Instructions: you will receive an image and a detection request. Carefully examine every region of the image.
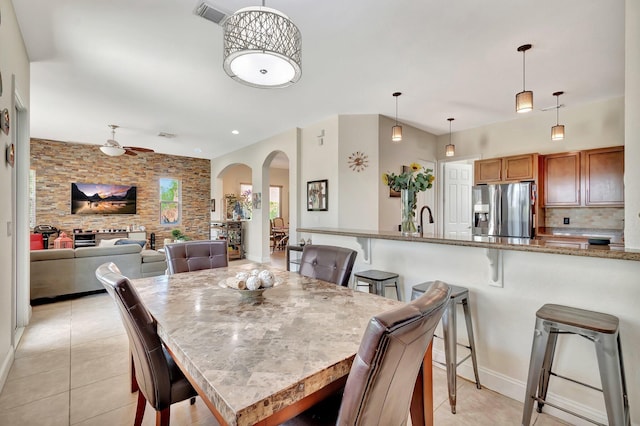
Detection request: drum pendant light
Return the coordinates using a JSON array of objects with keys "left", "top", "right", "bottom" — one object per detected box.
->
[
  {"left": 445, "top": 118, "right": 455, "bottom": 157},
  {"left": 516, "top": 44, "right": 533, "bottom": 113},
  {"left": 551, "top": 91, "right": 565, "bottom": 141},
  {"left": 391, "top": 92, "right": 402, "bottom": 143},
  {"left": 223, "top": 0, "right": 302, "bottom": 88}
]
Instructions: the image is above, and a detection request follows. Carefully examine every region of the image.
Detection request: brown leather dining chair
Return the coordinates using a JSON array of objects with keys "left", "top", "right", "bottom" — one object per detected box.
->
[
  {"left": 285, "top": 280, "right": 452, "bottom": 425},
  {"left": 96, "top": 262, "right": 197, "bottom": 426},
  {"left": 165, "top": 240, "right": 228, "bottom": 275},
  {"left": 298, "top": 244, "right": 357, "bottom": 287}
]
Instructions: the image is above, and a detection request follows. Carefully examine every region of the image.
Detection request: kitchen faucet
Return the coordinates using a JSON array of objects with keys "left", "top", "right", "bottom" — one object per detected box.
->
[{"left": 419, "top": 205, "right": 434, "bottom": 237}]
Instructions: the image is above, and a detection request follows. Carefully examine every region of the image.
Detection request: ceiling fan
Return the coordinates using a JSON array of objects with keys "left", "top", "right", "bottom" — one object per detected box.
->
[{"left": 100, "top": 125, "right": 155, "bottom": 157}]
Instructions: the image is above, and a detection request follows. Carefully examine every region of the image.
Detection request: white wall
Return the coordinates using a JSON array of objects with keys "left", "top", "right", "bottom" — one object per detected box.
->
[
  {"left": 624, "top": 0, "right": 640, "bottom": 248},
  {"left": 300, "top": 116, "right": 339, "bottom": 229},
  {"left": 337, "top": 115, "right": 379, "bottom": 230},
  {"left": 434, "top": 97, "right": 624, "bottom": 159},
  {"left": 379, "top": 115, "right": 438, "bottom": 231},
  {"left": 211, "top": 129, "right": 299, "bottom": 263},
  {"left": 0, "top": 0, "right": 30, "bottom": 391}
]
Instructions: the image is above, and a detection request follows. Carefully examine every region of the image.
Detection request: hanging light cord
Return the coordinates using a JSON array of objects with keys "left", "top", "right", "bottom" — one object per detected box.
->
[
  {"left": 395, "top": 96, "right": 399, "bottom": 125},
  {"left": 556, "top": 95, "right": 560, "bottom": 125},
  {"left": 522, "top": 50, "right": 526, "bottom": 91},
  {"left": 449, "top": 120, "right": 452, "bottom": 143}
]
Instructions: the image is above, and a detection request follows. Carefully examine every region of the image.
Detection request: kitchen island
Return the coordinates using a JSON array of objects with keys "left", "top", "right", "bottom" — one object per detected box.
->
[{"left": 297, "top": 226, "right": 640, "bottom": 425}]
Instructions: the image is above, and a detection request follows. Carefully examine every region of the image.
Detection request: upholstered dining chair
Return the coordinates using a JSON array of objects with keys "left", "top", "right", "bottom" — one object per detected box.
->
[
  {"left": 165, "top": 240, "right": 228, "bottom": 275},
  {"left": 284, "top": 280, "right": 452, "bottom": 426},
  {"left": 298, "top": 244, "right": 357, "bottom": 287},
  {"left": 95, "top": 262, "right": 197, "bottom": 426}
]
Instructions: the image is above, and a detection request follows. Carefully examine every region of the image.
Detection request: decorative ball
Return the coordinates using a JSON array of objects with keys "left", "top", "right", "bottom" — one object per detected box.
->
[
  {"left": 236, "top": 272, "right": 250, "bottom": 281},
  {"left": 259, "top": 270, "right": 275, "bottom": 288},
  {"left": 250, "top": 269, "right": 260, "bottom": 276},
  {"left": 246, "top": 275, "right": 262, "bottom": 290}
]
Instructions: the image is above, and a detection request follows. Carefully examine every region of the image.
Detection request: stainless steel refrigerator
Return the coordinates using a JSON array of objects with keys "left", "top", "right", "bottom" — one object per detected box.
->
[{"left": 472, "top": 182, "right": 535, "bottom": 238}]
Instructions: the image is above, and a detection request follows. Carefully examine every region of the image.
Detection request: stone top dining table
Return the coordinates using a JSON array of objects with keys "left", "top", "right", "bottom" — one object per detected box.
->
[{"left": 130, "top": 262, "right": 432, "bottom": 426}]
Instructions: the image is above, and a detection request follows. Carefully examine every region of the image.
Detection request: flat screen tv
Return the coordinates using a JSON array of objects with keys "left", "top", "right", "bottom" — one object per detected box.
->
[{"left": 71, "top": 183, "right": 137, "bottom": 215}]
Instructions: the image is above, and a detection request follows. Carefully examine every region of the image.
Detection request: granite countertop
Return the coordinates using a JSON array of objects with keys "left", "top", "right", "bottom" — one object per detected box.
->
[
  {"left": 297, "top": 227, "right": 640, "bottom": 261},
  {"left": 131, "top": 263, "right": 402, "bottom": 426}
]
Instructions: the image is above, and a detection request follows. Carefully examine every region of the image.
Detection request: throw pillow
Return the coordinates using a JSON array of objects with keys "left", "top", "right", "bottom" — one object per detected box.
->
[
  {"left": 99, "top": 238, "right": 122, "bottom": 247},
  {"left": 115, "top": 239, "right": 147, "bottom": 248}
]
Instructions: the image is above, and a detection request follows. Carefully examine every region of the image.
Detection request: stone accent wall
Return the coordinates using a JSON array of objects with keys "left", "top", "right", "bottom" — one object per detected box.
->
[{"left": 31, "top": 139, "right": 210, "bottom": 248}]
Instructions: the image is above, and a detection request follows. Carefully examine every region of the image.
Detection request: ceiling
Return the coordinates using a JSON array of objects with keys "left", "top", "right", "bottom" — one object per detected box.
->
[{"left": 13, "top": 0, "right": 624, "bottom": 160}]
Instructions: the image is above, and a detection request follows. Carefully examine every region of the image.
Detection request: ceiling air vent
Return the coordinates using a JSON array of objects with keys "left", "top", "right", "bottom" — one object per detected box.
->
[{"left": 194, "top": 1, "right": 229, "bottom": 25}]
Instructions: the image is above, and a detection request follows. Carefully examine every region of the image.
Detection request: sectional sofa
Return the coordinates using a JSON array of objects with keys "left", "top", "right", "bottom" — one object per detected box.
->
[{"left": 30, "top": 244, "right": 166, "bottom": 301}]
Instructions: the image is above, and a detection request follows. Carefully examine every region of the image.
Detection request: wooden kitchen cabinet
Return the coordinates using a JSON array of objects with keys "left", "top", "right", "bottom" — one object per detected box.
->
[
  {"left": 503, "top": 154, "right": 537, "bottom": 182},
  {"left": 583, "top": 146, "right": 624, "bottom": 206},
  {"left": 474, "top": 158, "right": 502, "bottom": 184},
  {"left": 474, "top": 153, "right": 538, "bottom": 184},
  {"left": 543, "top": 146, "right": 624, "bottom": 207},
  {"left": 543, "top": 152, "right": 581, "bottom": 206}
]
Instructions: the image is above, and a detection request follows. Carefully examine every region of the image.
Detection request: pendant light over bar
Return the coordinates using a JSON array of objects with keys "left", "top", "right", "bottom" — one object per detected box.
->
[
  {"left": 551, "top": 91, "right": 565, "bottom": 141},
  {"left": 516, "top": 44, "right": 533, "bottom": 113},
  {"left": 391, "top": 92, "right": 402, "bottom": 143},
  {"left": 445, "top": 118, "right": 455, "bottom": 157}
]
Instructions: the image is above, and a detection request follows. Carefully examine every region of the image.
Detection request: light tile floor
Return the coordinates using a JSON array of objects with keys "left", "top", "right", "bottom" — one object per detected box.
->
[{"left": 0, "top": 258, "right": 570, "bottom": 425}]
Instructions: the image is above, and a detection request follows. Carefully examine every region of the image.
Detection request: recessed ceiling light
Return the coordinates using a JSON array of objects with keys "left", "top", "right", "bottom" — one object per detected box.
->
[
  {"left": 194, "top": 148, "right": 202, "bottom": 153},
  {"left": 231, "top": 130, "right": 239, "bottom": 135}
]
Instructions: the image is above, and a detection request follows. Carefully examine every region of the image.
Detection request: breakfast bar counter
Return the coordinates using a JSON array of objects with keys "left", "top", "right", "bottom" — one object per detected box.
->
[
  {"left": 295, "top": 226, "right": 640, "bottom": 424},
  {"left": 297, "top": 227, "right": 639, "bottom": 261}
]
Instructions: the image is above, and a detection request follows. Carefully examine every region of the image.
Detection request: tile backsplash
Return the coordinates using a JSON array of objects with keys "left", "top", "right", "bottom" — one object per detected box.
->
[{"left": 544, "top": 207, "right": 624, "bottom": 229}]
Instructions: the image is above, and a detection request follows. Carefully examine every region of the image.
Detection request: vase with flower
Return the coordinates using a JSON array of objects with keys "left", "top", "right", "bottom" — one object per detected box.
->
[{"left": 383, "top": 163, "right": 435, "bottom": 236}]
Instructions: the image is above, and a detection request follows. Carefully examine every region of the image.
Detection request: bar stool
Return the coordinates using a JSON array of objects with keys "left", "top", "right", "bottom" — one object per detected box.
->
[
  {"left": 522, "top": 304, "right": 630, "bottom": 426},
  {"left": 412, "top": 282, "right": 481, "bottom": 414},
  {"left": 353, "top": 270, "right": 401, "bottom": 300}
]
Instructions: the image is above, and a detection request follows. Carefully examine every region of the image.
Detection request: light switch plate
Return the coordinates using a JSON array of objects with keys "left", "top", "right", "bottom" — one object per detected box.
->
[{"left": 6, "top": 221, "right": 12, "bottom": 237}]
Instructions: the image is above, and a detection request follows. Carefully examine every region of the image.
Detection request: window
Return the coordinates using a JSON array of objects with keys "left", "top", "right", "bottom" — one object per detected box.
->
[
  {"left": 29, "top": 169, "right": 36, "bottom": 228},
  {"left": 269, "top": 186, "right": 282, "bottom": 219},
  {"left": 159, "top": 178, "right": 181, "bottom": 225}
]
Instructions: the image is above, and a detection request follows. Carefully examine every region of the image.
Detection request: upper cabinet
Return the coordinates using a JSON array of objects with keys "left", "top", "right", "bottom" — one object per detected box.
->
[
  {"left": 542, "top": 146, "right": 624, "bottom": 207},
  {"left": 543, "top": 152, "right": 581, "bottom": 206},
  {"left": 583, "top": 146, "right": 624, "bottom": 206},
  {"left": 475, "top": 154, "right": 538, "bottom": 184}
]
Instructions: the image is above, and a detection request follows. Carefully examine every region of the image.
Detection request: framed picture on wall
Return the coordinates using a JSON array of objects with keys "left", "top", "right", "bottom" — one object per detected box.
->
[{"left": 307, "top": 179, "right": 328, "bottom": 211}]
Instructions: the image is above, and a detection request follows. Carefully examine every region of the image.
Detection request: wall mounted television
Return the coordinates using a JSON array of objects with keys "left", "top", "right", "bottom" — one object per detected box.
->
[{"left": 71, "top": 183, "right": 137, "bottom": 215}]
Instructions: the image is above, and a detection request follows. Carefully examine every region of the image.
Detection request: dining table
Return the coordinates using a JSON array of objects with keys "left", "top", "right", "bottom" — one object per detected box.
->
[{"left": 130, "top": 262, "right": 435, "bottom": 426}]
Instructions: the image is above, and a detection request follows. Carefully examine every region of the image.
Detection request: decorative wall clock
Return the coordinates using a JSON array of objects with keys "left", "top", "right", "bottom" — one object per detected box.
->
[{"left": 348, "top": 151, "right": 369, "bottom": 172}]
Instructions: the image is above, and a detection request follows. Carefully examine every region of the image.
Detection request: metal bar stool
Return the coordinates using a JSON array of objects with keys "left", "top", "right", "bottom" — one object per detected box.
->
[
  {"left": 412, "top": 281, "right": 481, "bottom": 414},
  {"left": 353, "top": 270, "right": 401, "bottom": 300},
  {"left": 522, "top": 304, "right": 630, "bottom": 426}
]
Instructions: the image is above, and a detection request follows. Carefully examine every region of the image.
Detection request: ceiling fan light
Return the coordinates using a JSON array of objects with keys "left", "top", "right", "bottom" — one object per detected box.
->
[
  {"left": 445, "top": 143, "right": 455, "bottom": 157},
  {"left": 516, "top": 90, "right": 533, "bottom": 113},
  {"left": 552, "top": 124, "right": 565, "bottom": 141},
  {"left": 391, "top": 125, "right": 402, "bottom": 143},
  {"left": 223, "top": 6, "right": 302, "bottom": 88},
  {"left": 100, "top": 145, "right": 126, "bottom": 156}
]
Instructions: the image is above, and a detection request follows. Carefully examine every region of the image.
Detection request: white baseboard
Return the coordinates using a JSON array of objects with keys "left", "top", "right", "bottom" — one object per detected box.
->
[
  {"left": 0, "top": 346, "right": 15, "bottom": 394},
  {"left": 432, "top": 347, "right": 608, "bottom": 425}
]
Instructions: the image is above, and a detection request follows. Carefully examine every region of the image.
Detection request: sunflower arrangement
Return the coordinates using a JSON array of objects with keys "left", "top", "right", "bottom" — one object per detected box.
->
[
  {"left": 383, "top": 163, "right": 435, "bottom": 234},
  {"left": 382, "top": 163, "right": 435, "bottom": 193}
]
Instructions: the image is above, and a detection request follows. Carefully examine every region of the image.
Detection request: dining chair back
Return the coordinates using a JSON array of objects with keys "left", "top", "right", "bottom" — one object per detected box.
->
[
  {"left": 95, "top": 262, "right": 197, "bottom": 426},
  {"left": 272, "top": 217, "right": 285, "bottom": 228},
  {"left": 165, "top": 240, "right": 228, "bottom": 275},
  {"left": 337, "top": 280, "right": 451, "bottom": 425},
  {"left": 298, "top": 244, "right": 357, "bottom": 287}
]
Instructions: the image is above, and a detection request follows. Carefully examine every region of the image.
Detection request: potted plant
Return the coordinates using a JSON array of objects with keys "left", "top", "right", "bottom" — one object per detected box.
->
[{"left": 171, "top": 229, "right": 188, "bottom": 242}]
